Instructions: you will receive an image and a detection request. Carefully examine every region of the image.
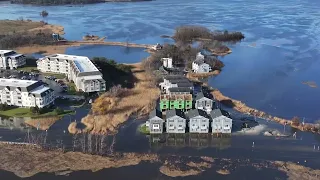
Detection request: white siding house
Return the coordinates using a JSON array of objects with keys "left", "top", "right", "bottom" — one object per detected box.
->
[
  {"left": 166, "top": 109, "right": 186, "bottom": 133},
  {"left": 187, "top": 109, "right": 210, "bottom": 133},
  {"left": 37, "top": 54, "right": 106, "bottom": 92},
  {"left": 195, "top": 92, "right": 214, "bottom": 113},
  {"left": 0, "top": 78, "right": 55, "bottom": 108},
  {"left": 210, "top": 109, "right": 232, "bottom": 134},
  {"left": 192, "top": 52, "right": 211, "bottom": 73},
  {"left": 147, "top": 109, "right": 164, "bottom": 134},
  {"left": 0, "top": 50, "right": 26, "bottom": 69},
  {"left": 162, "top": 57, "right": 173, "bottom": 69}
]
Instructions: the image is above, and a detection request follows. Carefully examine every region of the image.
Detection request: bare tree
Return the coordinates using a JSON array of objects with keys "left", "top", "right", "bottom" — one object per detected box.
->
[{"left": 88, "top": 133, "right": 92, "bottom": 154}]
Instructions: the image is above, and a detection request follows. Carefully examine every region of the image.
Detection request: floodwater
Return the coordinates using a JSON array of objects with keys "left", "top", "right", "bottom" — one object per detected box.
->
[
  {"left": 1, "top": 0, "right": 320, "bottom": 179},
  {"left": 0, "top": 0, "right": 319, "bottom": 121},
  {"left": 65, "top": 45, "right": 150, "bottom": 63}
]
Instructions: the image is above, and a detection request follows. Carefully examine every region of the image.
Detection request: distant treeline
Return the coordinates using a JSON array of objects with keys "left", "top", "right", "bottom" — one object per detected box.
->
[
  {"left": 10, "top": 0, "right": 103, "bottom": 5},
  {"left": 0, "top": 32, "right": 55, "bottom": 49},
  {"left": 10, "top": 0, "right": 151, "bottom": 5},
  {"left": 173, "top": 26, "right": 245, "bottom": 43}
]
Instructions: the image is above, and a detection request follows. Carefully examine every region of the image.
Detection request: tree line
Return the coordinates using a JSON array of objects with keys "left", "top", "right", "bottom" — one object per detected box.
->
[
  {"left": 173, "top": 25, "right": 245, "bottom": 43},
  {"left": 0, "top": 31, "right": 55, "bottom": 49},
  {"left": 11, "top": 0, "right": 103, "bottom": 5}
]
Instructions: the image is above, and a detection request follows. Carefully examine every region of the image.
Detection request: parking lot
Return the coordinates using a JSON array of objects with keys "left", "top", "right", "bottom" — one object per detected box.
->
[{"left": 0, "top": 69, "right": 64, "bottom": 94}]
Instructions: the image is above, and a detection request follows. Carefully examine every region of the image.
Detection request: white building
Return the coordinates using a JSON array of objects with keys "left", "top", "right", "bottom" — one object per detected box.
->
[
  {"left": 151, "top": 43, "right": 163, "bottom": 51},
  {"left": 162, "top": 57, "right": 173, "bottom": 69},
  {"left": 0, "top": 78, "right": 55, "bottom": 108},
  {"left": 192, "top": 52, "right": 211, "bottom": 73},
  {"left": 37, "top": 54, "right": 106, "bottom": 92},
  {"left": 0, "top": 50, "right": 26, "bottom": 69},
  {"left": 210, "top": 109, "right": 233, "bottom": 134}
]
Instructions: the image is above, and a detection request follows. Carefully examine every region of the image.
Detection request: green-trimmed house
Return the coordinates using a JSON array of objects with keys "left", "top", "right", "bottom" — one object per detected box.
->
[{"left": 160, "top": 94, "right": 192, "bottom": 111}]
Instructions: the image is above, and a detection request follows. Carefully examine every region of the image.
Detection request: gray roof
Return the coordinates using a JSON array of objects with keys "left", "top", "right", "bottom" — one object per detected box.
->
[
  {"left": 166, "top": 109, "right": 186, "bottom": 119},
  {"left": 175, "top": 82, "right": 193, "bottom": 87},
  {"left": 77, "top": 71, "right": 102, "bottom": 77},
  {"left": 168, "top": 87, "right": 192, "bottom": 93},
  {"left": 168, "top": 78, "right": 190, "bottom": 84},
  {"left": 193, "top": 58, "right": 205, "bottom": 65},
  {"left": 149, "top": 109, "right": 162, "bottom": 119},
  {"left": 195, "top": 92, "right": 211, "bottom": 101},
  {"left": 163, "top": 75, "right": 186, "bottom": 80},
  {"left": 186, "top": 109, "right": 209, "bottom": 119},
  {"left": 34, "top": 89, "right": 54, "bottom": 97},
  {"left": 210, "top": 109, "right": 223, "bottom": 119},
  {"left": 0, "top": 81, "right": 43, "bottom": 92}
]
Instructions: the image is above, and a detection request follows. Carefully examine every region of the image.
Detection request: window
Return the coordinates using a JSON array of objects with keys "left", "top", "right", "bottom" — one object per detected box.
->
[{"left": 152, "top": 124, "right": 160, "bottom": 129}]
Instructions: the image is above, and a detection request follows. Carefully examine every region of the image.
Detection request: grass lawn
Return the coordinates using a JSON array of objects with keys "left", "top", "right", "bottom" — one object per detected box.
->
[
  {"left": 0, "top": 107, "right": 74, "bottom": 118},
  {"left": 138, "top": 124, "right": 150, "bottom": 134},
  {"left": 17, "top": 66, "right": 38, "bottom": 72},
  {"left": 42, "top": 72, "right": 66, "bottom": 79}
]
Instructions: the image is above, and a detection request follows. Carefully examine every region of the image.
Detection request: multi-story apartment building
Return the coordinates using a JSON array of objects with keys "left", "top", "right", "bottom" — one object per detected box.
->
[
  {"left": 0, "top": 78, "right": 55, "bottom": 108},
  {"left": 37, "top": 54, "right": 106, "bottom": 92},
  {"left": 0, "top": 50, "right": 26, "bottom": 69}
]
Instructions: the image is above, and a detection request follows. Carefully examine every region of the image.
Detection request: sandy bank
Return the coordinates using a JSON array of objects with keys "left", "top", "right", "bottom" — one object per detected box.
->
[
  {"left": 274, "top": 161, "right": 320, "bottom": 180},
  {"left": 185, "top": 74, "right": 319, "bottom": 134},
  {"left": 16, "top": 40, "right": 153, "bottom": 55},
  {"left": 186, "top": 70, "right": 220, "bottom": 81},
  {"left": 68, "top": 63, "right": 160, "bottom": 134},
  {"left": 209, "top": 48, "right": 232, "bottom": 56},
  {"left": 211, "top": 89, "right": 320, "bottom": 134}
]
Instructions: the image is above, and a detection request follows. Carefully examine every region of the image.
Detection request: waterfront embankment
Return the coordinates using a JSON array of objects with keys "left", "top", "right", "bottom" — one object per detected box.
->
[{"left": 68, "top": 63, "right": 160, "bottom": 134}]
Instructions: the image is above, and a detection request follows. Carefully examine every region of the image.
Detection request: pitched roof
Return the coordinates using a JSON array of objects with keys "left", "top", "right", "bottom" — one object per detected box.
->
[
  {"left": 186, "top": 109, "right": 209, "bottom": 119},
  {"left": 149, "top": 109, "right": 162, "bottom": 119},
  {"left": 195, "top": 92, "right": 211, "bottom": 101},
  {"left": 175, "top": 82, "right": 193, "bottom": 87},
  {"left": 210, "top": 109, "right": 223, "bottom": 119},
  {"left": 163, "top": 75, "right": 186, "bottom": 80},
  {"left": 193, "top": 58, "right": 205, "bottom": 65},
  {"left": 168, "top": 78, "right": 190, "bottom": 84},
  {"left": 166, "top": 109, "right": 185, "bottom": 119},
  {"left": 168, "top": 87, "right": 191, "bottom": 93}
]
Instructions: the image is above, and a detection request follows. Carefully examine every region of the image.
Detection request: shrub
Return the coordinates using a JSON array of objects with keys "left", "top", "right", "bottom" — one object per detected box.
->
[
  {"left": 54, "top": 107, "right": 64, "bottom": 114},
  {"left": 291, "top": 116, "right": 300, "bottom": 126},
  {"left": 0, "top": 32, "right": 54, "bottom": 49},
  {"left": 0, "top": 103, "right": 8, "bottom": 111},
  {"left": 212, "top": 30, "right": 245, "bottom": 42},
  {"left": 173, "top": 25, "right": 213, "bottom": 42},
  {"left": 91, "top": 57, "right": 135, "bottom": 89},
  {"left": 30, "top": 106, "right": 40, "bottom": 114}
]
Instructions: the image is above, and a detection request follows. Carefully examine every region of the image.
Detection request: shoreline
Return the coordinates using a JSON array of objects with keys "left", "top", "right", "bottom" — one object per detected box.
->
[
  {"left": 1, "top": 143, "right": 319, "bottom": 179},
  {"left": 211, "top": 89, "right": 320, "bottom": 134},
  {"left": 68, "top": 63, "right": 160, "bottom": 134}
]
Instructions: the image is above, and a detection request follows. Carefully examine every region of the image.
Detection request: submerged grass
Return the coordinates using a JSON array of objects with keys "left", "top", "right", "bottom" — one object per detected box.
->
[
  {"left": 138, "top": 124, "right": 150, "bottom": 134},
  {"left": 69, "top": 63, "right": 160, "bottom": 134}
]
